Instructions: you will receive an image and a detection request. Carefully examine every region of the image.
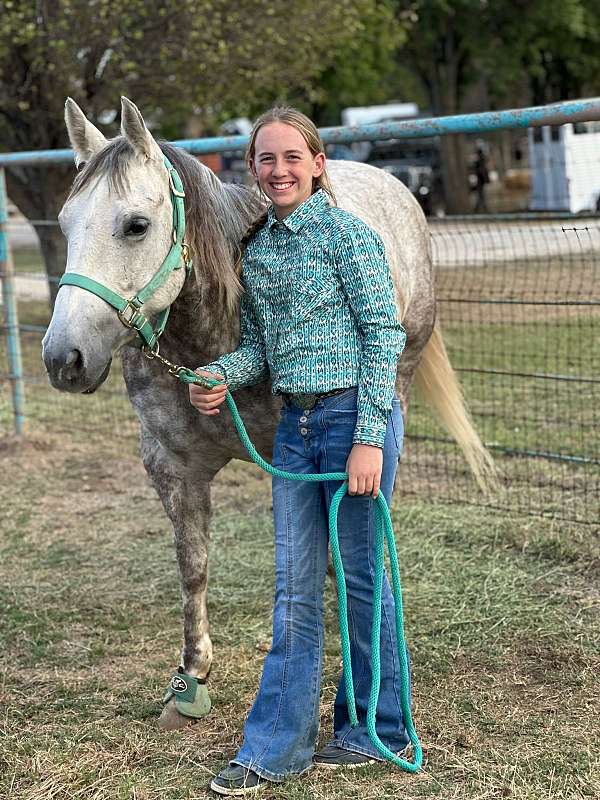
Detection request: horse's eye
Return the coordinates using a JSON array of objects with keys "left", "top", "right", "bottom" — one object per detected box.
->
[{"left": 124, "top": 218, "right": 150, "bottom": 237}]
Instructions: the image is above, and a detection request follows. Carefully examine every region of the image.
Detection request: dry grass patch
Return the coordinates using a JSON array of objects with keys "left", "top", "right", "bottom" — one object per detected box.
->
[{"left": 1, "top": 427, "right": 599, "bottom": 798}]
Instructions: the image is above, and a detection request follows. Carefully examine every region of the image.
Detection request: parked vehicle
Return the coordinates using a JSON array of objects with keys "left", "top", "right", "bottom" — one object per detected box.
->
[
  {"left": 218, "top": 118, "right": 252, "bottom": 185},
  {"left": 340, "top": 104, "right": 445, "bottom": 216},
  {"left": 528, "top": 121, "right": 600, "bottom": 212},
  {"left": 362, "top": 126, "right": 445, "bottom": 217}
]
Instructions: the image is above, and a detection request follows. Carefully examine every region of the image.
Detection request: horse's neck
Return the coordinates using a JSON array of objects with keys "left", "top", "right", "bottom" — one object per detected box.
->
[
  {"left": 159, "top": 180, "right": 260, "bottom": 367},
  {"left": 163, "top": 278, "right": 240, "bottom": 367}
]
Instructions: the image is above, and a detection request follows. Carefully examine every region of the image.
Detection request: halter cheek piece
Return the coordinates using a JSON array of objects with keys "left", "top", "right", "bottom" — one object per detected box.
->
[{"left": 58, "top": 155, "right": 192, "bottom": 352}]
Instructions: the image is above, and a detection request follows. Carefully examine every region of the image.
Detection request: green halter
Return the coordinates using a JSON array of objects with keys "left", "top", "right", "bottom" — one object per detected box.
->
[{"left": 58, "top": 155, "right": 192, "bottom": 351}]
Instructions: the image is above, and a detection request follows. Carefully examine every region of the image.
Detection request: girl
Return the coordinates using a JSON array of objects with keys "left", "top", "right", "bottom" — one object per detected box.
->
[{"left": 189, "top": 107, "right": 409, "bottom": 795}]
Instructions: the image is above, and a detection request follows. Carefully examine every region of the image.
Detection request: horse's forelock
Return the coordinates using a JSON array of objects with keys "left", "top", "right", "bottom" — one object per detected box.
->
[{"left": 69, "top": 137, "right": 135, "bottom": 200}]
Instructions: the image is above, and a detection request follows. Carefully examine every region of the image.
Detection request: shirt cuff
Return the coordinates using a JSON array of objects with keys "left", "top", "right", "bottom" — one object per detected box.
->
[
  {"left": 202, "top": 361, "right": 228, "bottom": 380},
  {"left": 352, "top": 423, "right": 386, "bottom": 449}
]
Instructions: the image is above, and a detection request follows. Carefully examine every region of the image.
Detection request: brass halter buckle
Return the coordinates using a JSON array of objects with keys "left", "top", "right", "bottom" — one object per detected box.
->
[{"left": 117, "top": 300, "right": 141, "bottom": 328}]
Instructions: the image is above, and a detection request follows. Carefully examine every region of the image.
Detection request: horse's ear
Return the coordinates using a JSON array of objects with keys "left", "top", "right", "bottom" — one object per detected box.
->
[
  {"left": 120, "top": 96, "right": 163, "bottom": 162},
  {"left": 65, "top": 98, "right": 108, "bottom": 168}
]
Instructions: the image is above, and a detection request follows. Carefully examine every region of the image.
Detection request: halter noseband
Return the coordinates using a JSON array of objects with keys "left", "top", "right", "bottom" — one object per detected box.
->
[{"left": 58, "top": 155, "right": 192, "bottom": 351}]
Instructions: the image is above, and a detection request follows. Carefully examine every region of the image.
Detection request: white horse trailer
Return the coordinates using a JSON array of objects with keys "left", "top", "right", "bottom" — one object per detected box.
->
[{"left": 528, "top": 121, "right": 600, "bottom": 212}]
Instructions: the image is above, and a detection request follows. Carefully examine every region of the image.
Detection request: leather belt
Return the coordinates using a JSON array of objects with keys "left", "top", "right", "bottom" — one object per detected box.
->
[{"left": 280, "top": 386, "right": 352, "bottom": 410}]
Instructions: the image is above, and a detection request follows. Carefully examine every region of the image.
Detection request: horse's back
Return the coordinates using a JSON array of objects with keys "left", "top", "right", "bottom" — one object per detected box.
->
[{"left": 327, "top": 159, "right": 433, "bottom": 324}]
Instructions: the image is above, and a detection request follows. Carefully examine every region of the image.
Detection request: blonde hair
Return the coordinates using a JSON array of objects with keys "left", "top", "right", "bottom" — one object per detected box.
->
[{"left": 239, "top": 107, "right": 337, "bottom": 256}]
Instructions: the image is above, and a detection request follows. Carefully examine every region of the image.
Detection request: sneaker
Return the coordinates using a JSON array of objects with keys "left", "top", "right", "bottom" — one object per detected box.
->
[
  {"left": 313, "top": 743, "right": 377, "bottom": 768},
  {"left": 210, "top": 764, "right": 266, "bottom": 796},
  {"left": 313, "top": 742, "right": 409, "bottom": 769}
]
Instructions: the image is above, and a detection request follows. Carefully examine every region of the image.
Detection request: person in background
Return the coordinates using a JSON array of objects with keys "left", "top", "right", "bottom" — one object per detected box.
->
[{"left": 474, "top": 146, "right": 490, "bottom": 213}]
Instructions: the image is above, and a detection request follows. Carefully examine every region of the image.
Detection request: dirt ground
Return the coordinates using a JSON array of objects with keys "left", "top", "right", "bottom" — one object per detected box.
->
[{"left": 1, "top": 424, "right": 599, "bottom": 799}]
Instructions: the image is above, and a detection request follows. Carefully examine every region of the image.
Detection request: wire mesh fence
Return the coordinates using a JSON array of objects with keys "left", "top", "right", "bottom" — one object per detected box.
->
[
  {"left": 404, "top": 216, "right": 599, "bottom": 525},
  {"left": 2, "top": 207, "right": 598, "bottom": 525}
]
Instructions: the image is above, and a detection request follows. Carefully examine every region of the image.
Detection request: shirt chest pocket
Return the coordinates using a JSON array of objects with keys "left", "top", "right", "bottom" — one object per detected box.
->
[
  {"left": 289, "top": 275, "right": 338, "bottom": 324},
  {"left": 272, "top": 276, "right": 339, "bottom": 359}
]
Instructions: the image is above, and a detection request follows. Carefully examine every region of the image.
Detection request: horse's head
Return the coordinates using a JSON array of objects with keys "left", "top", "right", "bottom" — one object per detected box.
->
[{"left": 42, "top": 97, "right": 188, "bottom": 393}]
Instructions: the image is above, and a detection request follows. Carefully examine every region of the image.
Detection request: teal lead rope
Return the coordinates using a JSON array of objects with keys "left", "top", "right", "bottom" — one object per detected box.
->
[{"left": 177, "top": 368, "right": 422, "bottom": 772}]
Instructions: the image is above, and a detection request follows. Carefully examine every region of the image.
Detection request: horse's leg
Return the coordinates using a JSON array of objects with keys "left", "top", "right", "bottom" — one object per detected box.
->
[{"left": 140, "top": 430, "right": 224, "bottom": 730}]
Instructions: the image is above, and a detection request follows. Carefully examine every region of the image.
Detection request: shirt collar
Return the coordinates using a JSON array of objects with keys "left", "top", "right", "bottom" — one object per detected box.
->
[{"left": 267, "top": 189, "right": 329, "bottom": 233}]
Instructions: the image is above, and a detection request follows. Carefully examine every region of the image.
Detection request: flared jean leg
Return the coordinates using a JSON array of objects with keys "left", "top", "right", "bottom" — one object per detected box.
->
[
  {"left": 233, "top": 387, "right": 410, "bottom": 777},
  {"left": 233, "top": 418, "right": 329, "bottom": 780}
]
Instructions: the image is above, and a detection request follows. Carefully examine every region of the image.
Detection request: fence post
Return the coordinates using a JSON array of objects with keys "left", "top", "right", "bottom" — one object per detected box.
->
[{"left": 0, "top": 167, "right": 25, "bottom": 435}]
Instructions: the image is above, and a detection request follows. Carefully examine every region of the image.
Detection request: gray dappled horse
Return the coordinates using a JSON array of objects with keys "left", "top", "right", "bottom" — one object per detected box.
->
[{"left": 43, "top": 97, "right": 493, "bottom": 730}]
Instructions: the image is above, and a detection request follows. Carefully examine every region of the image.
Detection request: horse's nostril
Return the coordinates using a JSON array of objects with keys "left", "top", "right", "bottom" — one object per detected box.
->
[
  {"left": 65, "top": 349, "right": 82, "bottom": 369},
  {"left": 62, "top": 349, "right": 84, "bottom": 379}
]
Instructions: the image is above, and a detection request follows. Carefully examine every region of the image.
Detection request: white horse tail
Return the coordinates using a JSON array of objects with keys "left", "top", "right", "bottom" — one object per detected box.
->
[{"left": 413, "top": 322, "right": 498, "bottom": 493}]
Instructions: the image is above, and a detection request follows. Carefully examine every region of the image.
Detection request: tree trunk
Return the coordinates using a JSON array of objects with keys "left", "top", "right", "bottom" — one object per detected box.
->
[
  {"left": 438, "top": 133, "right": 471, "bottom": 215},
  {"left": 5, "top": 164, "right": 73, "bottom": 307},
  {"left": 428, "top": 32, "right": 472, "bottom": 215}
]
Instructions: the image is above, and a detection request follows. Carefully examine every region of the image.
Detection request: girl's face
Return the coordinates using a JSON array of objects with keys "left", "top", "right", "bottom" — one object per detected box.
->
[{"left": 249, "top": 122, "right": 325, "bottom": 220}]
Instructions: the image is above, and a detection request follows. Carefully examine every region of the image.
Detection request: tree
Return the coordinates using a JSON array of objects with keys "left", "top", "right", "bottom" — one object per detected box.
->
[
  {"left": 389, "top": 1, "right": 487, "bottom": 213},
  {"left": 491, "top": 0, "right": 600, "bottom": 105},
  {"left": 0, "top": 0, "right": 387, "bottom": 303},
  {"left": 301, "top": 1, "right": 412, "bottom": 125},
  {"left": 392, "top": 0, "right": 600, "bottom": 213}
]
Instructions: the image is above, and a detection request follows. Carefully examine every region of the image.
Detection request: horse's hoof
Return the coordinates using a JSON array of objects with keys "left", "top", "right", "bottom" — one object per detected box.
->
[{"left": 158, "top": 699, "right": 196, "bottom": 730}]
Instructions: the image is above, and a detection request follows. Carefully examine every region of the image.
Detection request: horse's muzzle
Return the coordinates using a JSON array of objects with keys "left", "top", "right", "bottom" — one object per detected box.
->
[{"left": 43, "top": 339, "right": 112, "bottom": 394}]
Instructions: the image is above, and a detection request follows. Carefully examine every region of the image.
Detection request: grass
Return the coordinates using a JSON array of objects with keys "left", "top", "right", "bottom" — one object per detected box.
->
[
  {"left": 0, "top": 431, "right": 598, "bottom": 799},
  {"left": 1, "top": 293, "right": 598, "bottom": 523},
  {"left": 12, "top": 246, "right": 44, "bottom": 274},
  {"left": 409, "top": 316, "right": 599, "bottom": 456}
]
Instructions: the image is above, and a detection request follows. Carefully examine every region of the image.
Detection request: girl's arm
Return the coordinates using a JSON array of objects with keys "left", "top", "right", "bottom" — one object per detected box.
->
[
  {"left": 202, "top": 291, "right": 269, "bottom": 390},
  {"left": 335, "top": 222, "right": 406, "bottom": 449}
]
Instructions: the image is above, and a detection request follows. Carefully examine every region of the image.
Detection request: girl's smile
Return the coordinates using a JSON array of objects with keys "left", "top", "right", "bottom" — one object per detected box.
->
[{"left": 250, "top": 122, "right": 325, "bottom": 220}]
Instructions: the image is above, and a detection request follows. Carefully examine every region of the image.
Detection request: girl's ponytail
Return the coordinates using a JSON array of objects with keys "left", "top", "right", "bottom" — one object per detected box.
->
[{"left": 241, "top": 210, "right": 269, "bottom": 248}]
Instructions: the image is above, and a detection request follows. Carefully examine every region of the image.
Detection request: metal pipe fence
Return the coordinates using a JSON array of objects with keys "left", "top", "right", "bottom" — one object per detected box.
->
[
  {"left": 409, "top": 215, "right": 599, "bottom": 524},
  {"left": 1, "top": 101, "right": 599, "bottom": 524},
  {"left": 1, "top": 98, "right": 599, "bottom": 167}
]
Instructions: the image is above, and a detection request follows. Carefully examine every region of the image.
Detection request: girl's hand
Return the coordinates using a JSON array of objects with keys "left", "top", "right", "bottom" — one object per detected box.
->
[
  {"left": 189, "top": 369, "right": 228, "bottom": 416},
  {"left": 345, "top": 444, "right": 383, "bottom": 498}
]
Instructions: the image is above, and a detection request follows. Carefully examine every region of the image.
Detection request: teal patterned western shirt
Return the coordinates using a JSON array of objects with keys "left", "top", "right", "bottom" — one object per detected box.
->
[{"left": 204, "top": 189, "right": 406, "bottom": 448}]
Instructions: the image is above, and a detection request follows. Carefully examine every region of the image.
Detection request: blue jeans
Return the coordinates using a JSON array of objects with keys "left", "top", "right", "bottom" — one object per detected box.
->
[{"left": 233, "top": 387, "right": 409, "bottom": 781}]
